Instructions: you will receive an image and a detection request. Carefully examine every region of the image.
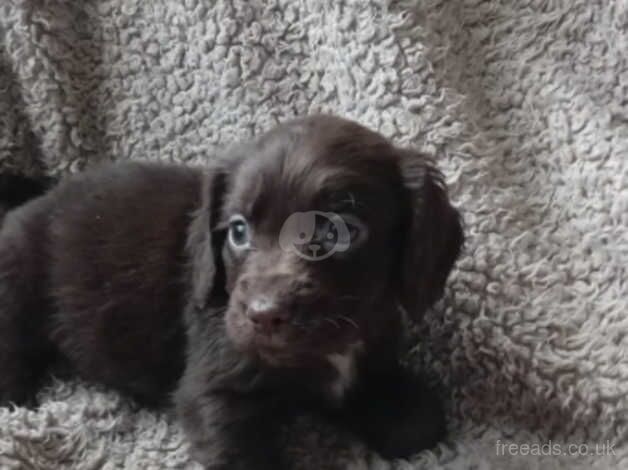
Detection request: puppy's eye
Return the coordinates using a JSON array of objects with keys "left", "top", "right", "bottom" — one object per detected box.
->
[
  {"left": 341, "top": 214, "right": 368, "bottom": 248},
  {"left": 228, "top": 215, "right": 251, "bottom": 250},
  {"left": 316, "top": 213, "right": 368, "bottom": 256},
  {"left": 346, "top": 223, "right": 362, "bottom": 242}
]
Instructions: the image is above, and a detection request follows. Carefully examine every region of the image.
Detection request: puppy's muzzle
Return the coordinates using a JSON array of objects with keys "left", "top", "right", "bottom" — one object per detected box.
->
[{"left": 237, "top": 272, "right": 317, "bottom": 336}]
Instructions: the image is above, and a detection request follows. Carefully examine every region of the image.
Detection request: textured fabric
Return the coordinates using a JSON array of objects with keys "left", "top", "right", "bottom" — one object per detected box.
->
[{"left": 1, "top": 0, "right": 627, "bottom": 468}]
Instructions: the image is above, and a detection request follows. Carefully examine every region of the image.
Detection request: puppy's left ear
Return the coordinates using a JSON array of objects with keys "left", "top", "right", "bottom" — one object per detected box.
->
[{"left": 397, "top": 149, "right": 464, "bottom": 319}]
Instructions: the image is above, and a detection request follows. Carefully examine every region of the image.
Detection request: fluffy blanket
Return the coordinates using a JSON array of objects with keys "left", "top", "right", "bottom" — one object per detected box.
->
[{"left": 1, "top": 0, "right": 626, "bottom": 468}]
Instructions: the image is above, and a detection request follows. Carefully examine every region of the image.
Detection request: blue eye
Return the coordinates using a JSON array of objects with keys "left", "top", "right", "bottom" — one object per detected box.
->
[{"left": 228, "top": 215, "right": 251, "bottom": 250}]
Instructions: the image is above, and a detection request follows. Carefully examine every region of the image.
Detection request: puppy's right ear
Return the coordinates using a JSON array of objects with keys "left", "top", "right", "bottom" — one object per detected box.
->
[{"left": 186, "top": 166, "right": 229, "bottom": 311}]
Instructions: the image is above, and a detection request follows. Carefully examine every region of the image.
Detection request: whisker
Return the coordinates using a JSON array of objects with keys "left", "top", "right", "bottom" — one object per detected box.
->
[{"left": 324, "top": 317, "right": 341, "bottom": 329}]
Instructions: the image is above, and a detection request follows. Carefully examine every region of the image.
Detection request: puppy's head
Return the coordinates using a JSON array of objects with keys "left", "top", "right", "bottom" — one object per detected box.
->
[{"left": 209, "top": 116, "right": 462, "bottom": 366}]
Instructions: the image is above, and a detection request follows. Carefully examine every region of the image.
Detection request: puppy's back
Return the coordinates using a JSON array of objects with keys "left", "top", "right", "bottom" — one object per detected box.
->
[{"left": 46, "top": 162, "right": 204, "bottom": 404}]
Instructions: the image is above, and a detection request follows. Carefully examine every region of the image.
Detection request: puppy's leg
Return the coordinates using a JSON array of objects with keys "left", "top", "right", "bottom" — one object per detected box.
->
[
  {"left": 341, "top": 367, "right": 446, "bottom": 459},
  {"left": 0, "top": 202, "right": 54, "bottom": 406},
  {"left": 176, "top": 387, "right": 284, "bottom": 470}
]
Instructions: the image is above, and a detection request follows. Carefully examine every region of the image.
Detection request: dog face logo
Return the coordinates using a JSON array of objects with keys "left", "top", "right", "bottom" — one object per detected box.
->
[{"left": 279, "top": 212, "right": 351, "bottom": 261}]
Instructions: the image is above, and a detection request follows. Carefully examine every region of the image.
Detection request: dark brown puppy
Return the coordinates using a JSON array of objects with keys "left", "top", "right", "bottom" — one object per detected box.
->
[{"left": 0, "top": 115, "right": 463, "bottom": 469}]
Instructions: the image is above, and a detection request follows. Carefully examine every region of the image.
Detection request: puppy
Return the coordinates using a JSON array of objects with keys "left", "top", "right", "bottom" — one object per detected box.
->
[{"left": 0, "top": 115, "right": 463, "bottom": 469}]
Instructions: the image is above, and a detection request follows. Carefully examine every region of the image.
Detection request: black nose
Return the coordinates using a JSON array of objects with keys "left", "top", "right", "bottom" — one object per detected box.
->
[{"left": 246, "top": 296, "right": 289, "bottom": 333}]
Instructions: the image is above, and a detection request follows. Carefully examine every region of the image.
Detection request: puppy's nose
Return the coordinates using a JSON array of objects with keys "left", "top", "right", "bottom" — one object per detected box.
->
[{"left": 246, "top": 296, "right": 288, "bottom": 333}]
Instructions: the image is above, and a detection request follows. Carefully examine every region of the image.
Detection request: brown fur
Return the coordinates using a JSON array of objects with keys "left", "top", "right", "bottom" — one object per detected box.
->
[{"left": 0, "top": 115, "right": 463, "bottom": 469}]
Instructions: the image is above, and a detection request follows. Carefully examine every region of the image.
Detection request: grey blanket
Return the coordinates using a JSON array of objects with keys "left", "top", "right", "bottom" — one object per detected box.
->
[{"left": 1, "top": 0, "right": 627, "bottom": 469}]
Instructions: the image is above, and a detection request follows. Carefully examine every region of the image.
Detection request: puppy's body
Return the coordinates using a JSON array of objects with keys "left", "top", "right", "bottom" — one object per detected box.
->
[
  {"left": 0, "top": 116, "right": 463, "bottom": 469},
  {"left": 0, "top": 163, "right": 200, "bottom": 404}
]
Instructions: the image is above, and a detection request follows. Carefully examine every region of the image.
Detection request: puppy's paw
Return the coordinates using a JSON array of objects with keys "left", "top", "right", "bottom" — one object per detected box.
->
[{"left": 360, "top": 399, "right": 445, "bottom": 459}]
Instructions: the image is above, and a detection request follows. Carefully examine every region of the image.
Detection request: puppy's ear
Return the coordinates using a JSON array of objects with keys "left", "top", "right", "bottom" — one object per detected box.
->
[
  {"left": 187, "top": 146, "right": 251, "bottom": 310},
  {"left": 397, "top": 149, "right": 463, "bottom": 319},
  {"left": 187, "top": 167, "right": 229, "bottom": 310}
]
